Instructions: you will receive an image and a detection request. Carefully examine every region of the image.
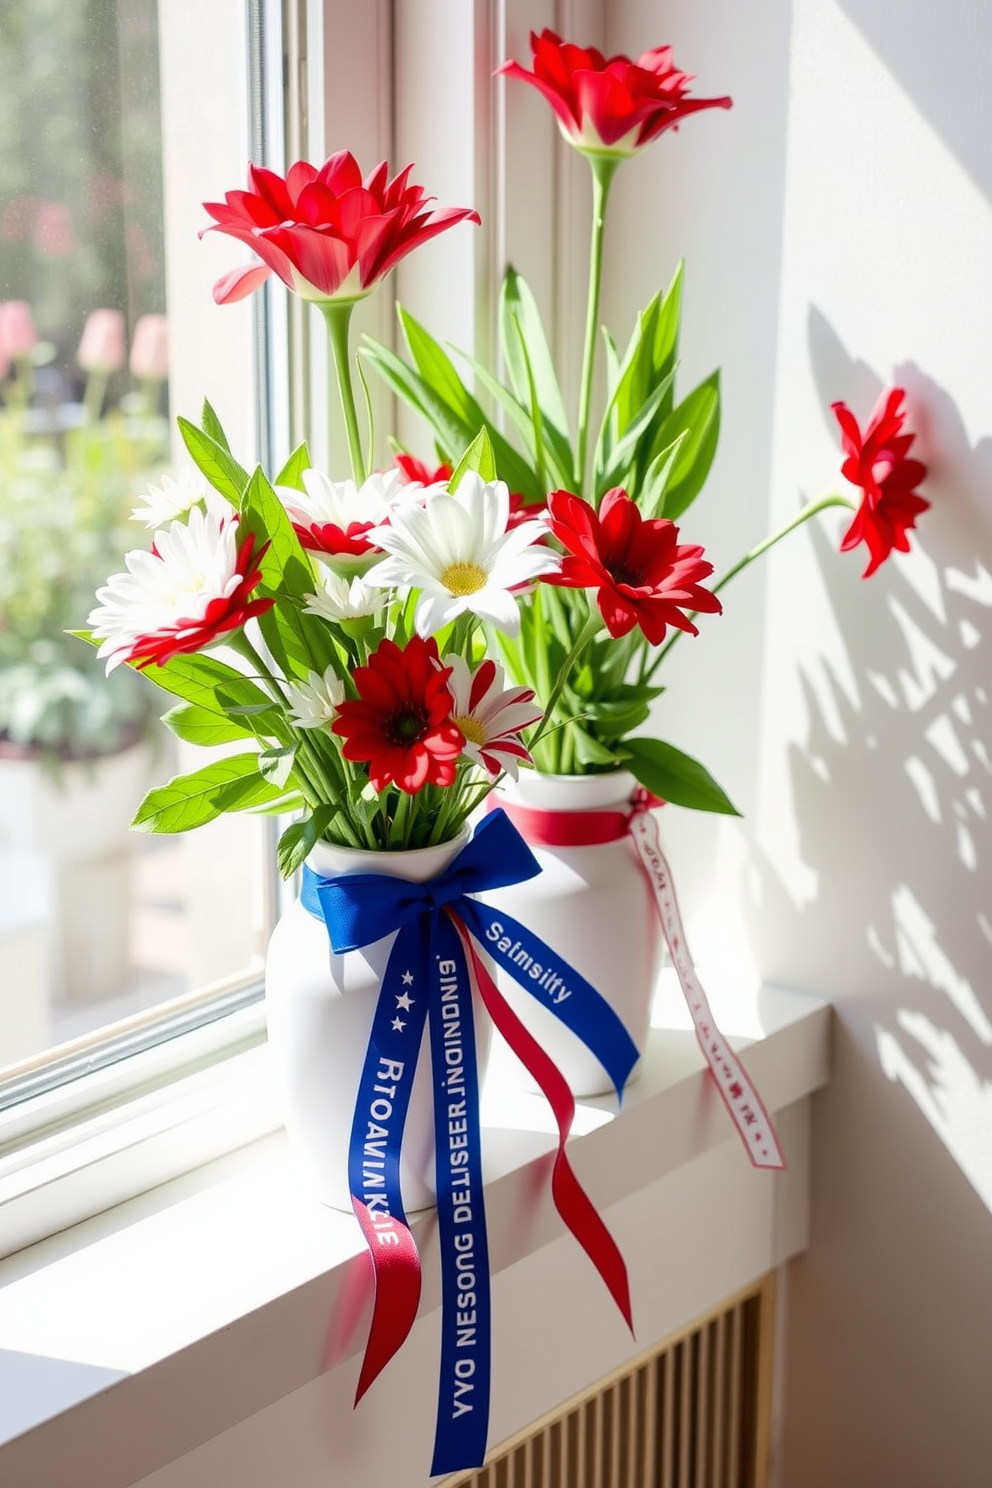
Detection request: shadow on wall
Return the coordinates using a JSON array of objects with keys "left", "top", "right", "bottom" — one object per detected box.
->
[
  {"left": 746, "top": 306, "right": 992, "bottom": 1215},
  {"left": 835, "top": 0, "right": 992, "bottom": 206}
]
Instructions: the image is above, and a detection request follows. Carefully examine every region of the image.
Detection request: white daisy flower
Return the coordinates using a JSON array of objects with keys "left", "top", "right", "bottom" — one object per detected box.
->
[
  {"left": 131, "top": 467, "right": 210, "bottom": 527},
  {"left": 89, "top": 505, "right": 269, "bottom": 672},
  {"left": 303, "top": 569, "right": 384, "bottom": 623},
  {"left": 365, "top": 472, "right": 559, "bottom": 637},
  {"left": 444, "top": 655, "right": 542, "bottom": 779},
  {"left": 276, "top": 467, "right": 415, "bottom": 574},
  {"left": 285, "top": 666, "right": 346, "bottom": 729}
]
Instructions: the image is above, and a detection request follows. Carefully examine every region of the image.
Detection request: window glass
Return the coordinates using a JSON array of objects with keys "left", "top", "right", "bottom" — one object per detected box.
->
[{"left": 0, "top": 0, "right": 264, "bottom": 1087}]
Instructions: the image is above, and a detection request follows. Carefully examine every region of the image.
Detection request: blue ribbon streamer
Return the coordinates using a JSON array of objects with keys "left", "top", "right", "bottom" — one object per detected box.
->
[{"left": 300, "top": 808, "right": 639, "bottom": 1473}]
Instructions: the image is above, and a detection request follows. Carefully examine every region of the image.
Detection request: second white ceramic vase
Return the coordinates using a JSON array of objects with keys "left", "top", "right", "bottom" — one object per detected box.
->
[{"left": 483, "top": 771, "right": 662, "bottom": 1097}]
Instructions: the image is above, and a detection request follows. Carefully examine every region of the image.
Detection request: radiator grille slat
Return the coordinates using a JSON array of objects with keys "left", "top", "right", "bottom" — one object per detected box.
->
[{"left": 445, "top": 1278, "right": 774, "bottom": 1488}]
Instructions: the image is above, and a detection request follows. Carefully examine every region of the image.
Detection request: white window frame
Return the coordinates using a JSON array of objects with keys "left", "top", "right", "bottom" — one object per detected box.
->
[
  {"left": 0, "top": 0, "right": 283, "bottom": 1258},
  {"left": 0, "top": 0, "right": 603, "bottom": 1260}
]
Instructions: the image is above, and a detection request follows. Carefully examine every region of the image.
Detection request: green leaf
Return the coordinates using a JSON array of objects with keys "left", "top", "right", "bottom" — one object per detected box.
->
[
  {"left": 648, "top": 261, "right": 683, "bottom": 412},
  {"left": 651, "top": 372, "right": 721, "bottom": 521},
  {"left": 362, "top": 335, "right": 545, "bottom": 502},
  {"left": 578, "top": 684, "right": 663, "bottom": 739},
  {"left": 200, "top": 399, "right": 231, "bottom": 452},
  {"left": 450, "top": 427, "right": 498, "bottom": 489},
  {"left": 572, "top": 729, "right": 622, "bottom": 767},
  {"left": 500, "top": 267, "right": 570, "bottom": 439},
  {"left": 261, "top": 599, "right": 336, "bottom": 682},
  {"left": 622, "top": 736, "right": 741, "bottom": 815},
  {"left": 139, "top": 653, "right": 272, "bottom": 715},
  {"left": 609, "top": 292, "right": 661, "bottom": 440},
  {"left": 398, "top": 305, "right": 485, "bottom": 427},
  {"left": 131, "top": 753, "right": 285, "bottom": 834},
  {"left": 454, "top": 351, "right": 575, "bottom": 490},
  {"left": 259, "top": 745, "right": 297, "bottom": 790},
  {"left": 239, "top": 465, "right": 313, "bottom": 597},
  {"left": 595, "top": 367, "right": 677, "bottom": 497},
  {"left": 276, "top": 805, "right": 337, "bottom": 878},
  {"left": 362, "top": 337, "right": 468, "bottom": 454},
  {"left": 602, "top": 329, "right": 622, "bottom": 408},
  {"left": 274, "top": 441, "right": 312, "bottom": 491},
  {"left": 177, "top": 416, "right": 249, "bottom": 505},
  {"left": 251, "top": 792, "right": 306, "bottom": 816},
  {"left": 396, "top": 306, "right": 545, "bottom": 500},
  {"left": 637, "top": 434, "right": 689, "bottom": 519},
  {"left": 161, "top": 702, "right": 256, "bottom": 747}
]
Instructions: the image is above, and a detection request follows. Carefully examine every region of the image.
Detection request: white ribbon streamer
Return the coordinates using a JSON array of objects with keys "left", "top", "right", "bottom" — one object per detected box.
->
[{"left": 628, "top": 808, "right": 785, "bottom": 1170}]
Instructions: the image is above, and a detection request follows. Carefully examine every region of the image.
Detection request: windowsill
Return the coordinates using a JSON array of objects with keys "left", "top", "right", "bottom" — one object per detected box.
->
[{"left": 0, "top": 971, "right": 830, "bottom": 1488}]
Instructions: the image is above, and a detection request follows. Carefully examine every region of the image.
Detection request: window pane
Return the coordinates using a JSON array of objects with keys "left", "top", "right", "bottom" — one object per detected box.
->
[{"left": 0, "top": 0, "right": 265, "bottom": 1085}]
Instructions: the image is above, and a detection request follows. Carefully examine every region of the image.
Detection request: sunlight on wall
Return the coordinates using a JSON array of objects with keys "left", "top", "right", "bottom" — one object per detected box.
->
[{"left": 877, "top": 1012, "right": 992, "bottom": 1214}]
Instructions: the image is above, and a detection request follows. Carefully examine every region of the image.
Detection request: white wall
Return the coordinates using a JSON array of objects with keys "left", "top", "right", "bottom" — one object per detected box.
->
[{"left": 604, "top": 2, "right": 992, "bottom": 1483}]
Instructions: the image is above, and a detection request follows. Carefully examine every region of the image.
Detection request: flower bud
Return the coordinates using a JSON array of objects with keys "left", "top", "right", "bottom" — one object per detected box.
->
[
  {"left": 0, "top": 300, "right": 38, "bottom": 361},
  {"left": 129, "top": 313, "right": 169, "bottom": 379},
  {"left": 78, "top": 308, "right": 126, "bottom": 373}
]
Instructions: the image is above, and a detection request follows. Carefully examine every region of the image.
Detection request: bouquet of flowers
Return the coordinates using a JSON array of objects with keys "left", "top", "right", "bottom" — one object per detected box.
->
[
  {"left": 87, "top": 420, "right": 554, "bottom": 872},
  {"left": 86, "top": 29, "right": 930, "bottom": 862}
]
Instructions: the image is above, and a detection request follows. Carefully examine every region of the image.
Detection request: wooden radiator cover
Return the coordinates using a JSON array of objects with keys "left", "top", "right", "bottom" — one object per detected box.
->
[{"left": 445, "top": 1276, "right": 776, "bottom": 1488}]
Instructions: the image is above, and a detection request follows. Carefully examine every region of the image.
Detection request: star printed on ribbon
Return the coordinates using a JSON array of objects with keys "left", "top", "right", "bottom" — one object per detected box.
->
[
  {"left": 391, "top": 1016, "right": 406, "bottom": 1031},
  {"left": 396, "top": 991, "right": 414, "bottom": 1010}
]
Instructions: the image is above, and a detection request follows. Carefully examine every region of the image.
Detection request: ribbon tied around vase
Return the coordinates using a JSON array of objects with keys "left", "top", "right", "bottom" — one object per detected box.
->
[
  {"left": 301, "top": 806, "right": 636, "bottom": 1476},
  {"left": 497, "top": 788, "right": 786, "bottom": 1172}
]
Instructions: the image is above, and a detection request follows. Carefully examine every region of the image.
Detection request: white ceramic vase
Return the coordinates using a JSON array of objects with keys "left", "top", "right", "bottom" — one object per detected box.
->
[
  {"left": 265, "top": 828, "right": 490, "bottom": 1214},
  {"left": 483, "top": 771, "right": 662, "bottom": 1098}
]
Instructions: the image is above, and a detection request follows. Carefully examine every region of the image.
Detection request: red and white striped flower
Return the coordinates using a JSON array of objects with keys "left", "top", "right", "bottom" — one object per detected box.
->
[
  {"left": 88, "top": 505, "right": 272, "bottom": 671},
  {"left": 444, "top": 655, "right": 541, "bottom": 779},
  {"left": 276, "top": 467, "right": 421, "bottom": 574}
]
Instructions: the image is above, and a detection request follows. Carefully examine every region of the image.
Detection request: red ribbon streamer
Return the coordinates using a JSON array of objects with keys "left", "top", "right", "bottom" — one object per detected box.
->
[
  {"left": 350, "top": 1198, "right": 424, "bottom": 1402},
  {"left": 498, "top": 794, "right": 786, "bottom": 1171},
  {"left": 453, "top": 914, "right": 634, "bottom": 1332}
]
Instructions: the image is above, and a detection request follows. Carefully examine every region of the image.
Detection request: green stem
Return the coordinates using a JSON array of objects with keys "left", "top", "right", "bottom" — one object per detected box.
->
[
  {"left": 228, "top": 631, "right": 290, "bottom": 709},
  {"left": 83, "top": 371, "right": 108, "bottom": 423},
  {"left": 320, "top": 301, "right": 367, "bottom": 484},
  {"left": 575, "top": 156, "right": 619, "bottom": 499},
  {"left": 529, "top": 608, "right": 604, "bottom": 750},
  {"left": 643, "top": 492, "right": 856, "bottom": 683},
  {"left": 229, "top": 629, "right": 359, "bottom": 843}
]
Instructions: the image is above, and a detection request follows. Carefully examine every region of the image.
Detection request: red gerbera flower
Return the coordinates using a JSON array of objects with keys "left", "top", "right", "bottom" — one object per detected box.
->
[
  {"left": 331, "top": 636, "right": 465, "bottom": 794},
  {"left": 544, "top": 487, "right": 721, "bottom": 645},
  {"left": 203, "top": 153, "right": 480, "bottom": 306},
  {"left": 832, "top": 388, "right": 929, "bottom": 578},
  {"left": 498, "top": 30, "right": 731, "bottom": 157}
]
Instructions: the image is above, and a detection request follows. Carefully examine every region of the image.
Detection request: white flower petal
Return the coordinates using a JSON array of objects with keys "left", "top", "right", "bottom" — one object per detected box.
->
[{"left": 130, "top": 467, "right": 209, "bottom": 527}]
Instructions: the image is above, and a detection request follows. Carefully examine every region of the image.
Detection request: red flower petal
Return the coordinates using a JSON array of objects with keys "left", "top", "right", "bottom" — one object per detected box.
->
[
  {"left": 832, "top": 389, "right": 929, "bottom": 576},
  {"left": 499, "top": 29, "right": 731, "bottom": 153},
  {"left": 204, "top": 155, "right": 479, "bottom": 306},
  {"left": 332, "top": 636, "right": 463, "bottom": 795},
  {"left": 544, "top": 487, "right": 719, "bottom": 643}
]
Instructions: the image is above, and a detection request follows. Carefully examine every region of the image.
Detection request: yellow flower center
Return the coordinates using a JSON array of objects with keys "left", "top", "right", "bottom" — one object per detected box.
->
[
  {"left": 440, "top": 560, "right": 487, "bottom": 596},
  {"left": 455, "top": 715, "right": 488, "bottom": 746}
]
